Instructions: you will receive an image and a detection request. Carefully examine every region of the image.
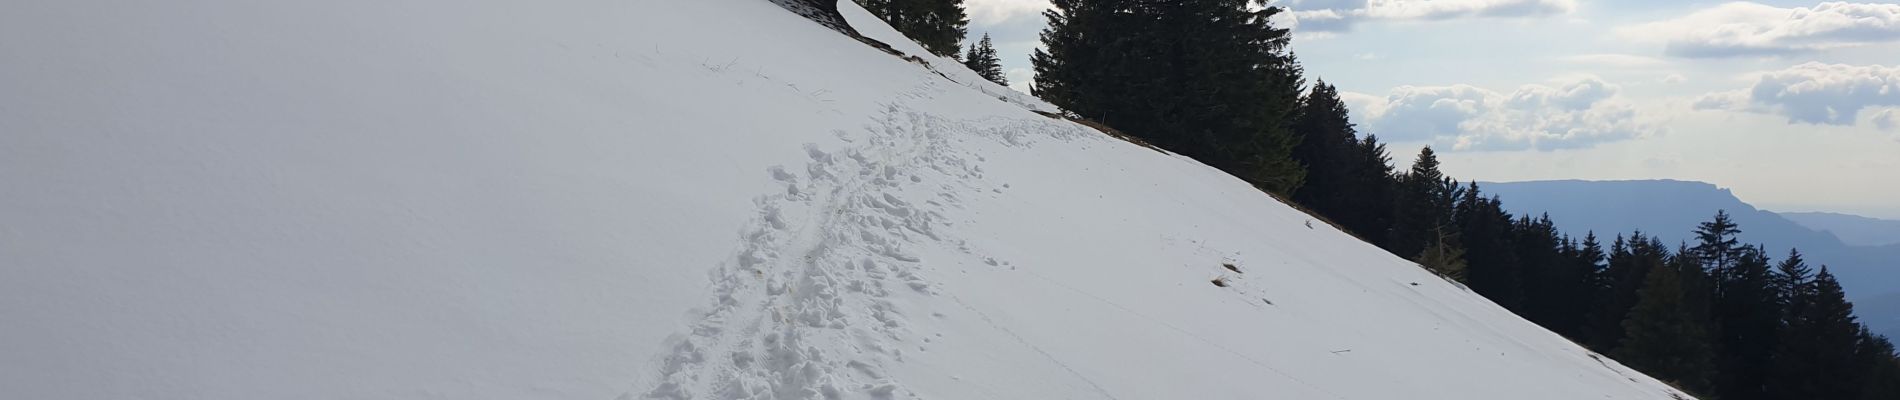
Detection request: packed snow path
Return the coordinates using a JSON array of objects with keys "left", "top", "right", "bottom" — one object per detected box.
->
[
  {"left": 645, "top": 101, "right": 955, "bottom": 398},
  {"left": 646, "top": 90, "right": 1097, "bottom": 398}
]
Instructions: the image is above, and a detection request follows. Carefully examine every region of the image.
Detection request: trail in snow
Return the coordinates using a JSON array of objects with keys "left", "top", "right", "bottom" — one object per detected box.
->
[
  {"left": 641, "top": 79, "right": 1055, "bottom": 398},
  {"left": 638, "top": 57, "right": 1103, "bottom": 397},
  {"left": 644, "top": 105, "right": 941, "bottom": 399}
]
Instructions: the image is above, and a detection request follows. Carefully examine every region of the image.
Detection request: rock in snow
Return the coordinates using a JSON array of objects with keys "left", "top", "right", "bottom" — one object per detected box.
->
[{"left": 0, "top": 0, "right": 1693, "bottom": 399}]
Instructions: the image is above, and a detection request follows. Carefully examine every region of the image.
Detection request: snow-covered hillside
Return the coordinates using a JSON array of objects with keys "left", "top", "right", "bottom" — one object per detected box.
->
[{"left": 0, "top": 1, "right": 1693, "bottom": 399}]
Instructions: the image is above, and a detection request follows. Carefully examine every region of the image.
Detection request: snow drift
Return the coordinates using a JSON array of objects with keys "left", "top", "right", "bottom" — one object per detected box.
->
[{"left": 0, "top": 0, "right": 1694, "bottom": 399}]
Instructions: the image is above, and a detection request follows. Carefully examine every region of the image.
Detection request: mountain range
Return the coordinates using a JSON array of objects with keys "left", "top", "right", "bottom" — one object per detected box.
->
[
  {"left": 1480, "top": 179, "right": 1900, "bottom": 340},
  {"left": 1783, "top": 211, "right": 1900, "bottom": 247}
]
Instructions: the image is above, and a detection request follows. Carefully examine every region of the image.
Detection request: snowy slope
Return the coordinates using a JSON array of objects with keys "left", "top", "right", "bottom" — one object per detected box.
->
[{"left": 0, "top": 1, "right": 1691, "bottom": 399}]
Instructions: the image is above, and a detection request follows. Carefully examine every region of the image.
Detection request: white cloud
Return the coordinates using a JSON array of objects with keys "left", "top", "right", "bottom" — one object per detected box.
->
[
  {"left": 1291, "top": 9, "right": 1356, "bottom": 33},
  {"left": 1360, "top": 0, "right": 1573, "bottom": 20},
  {"left": 963, "top": 0, "right": 1052, "bottom": 25},
  {"left": 1558, "top": 54, "right": 1666, "bottom": 68},
  {"left": 1289, "top": 0, "right": 1576, "bottom": 32},
  {"left": 1005, "top": 67, "right": 1035, "bottom": 93},
  {"left": 1353, "top": 77, "right": 1662, "bottom": 151},
  {"left": 1619, "top": 2, "right": 1900, "bottom": 58},
  {"left": 1660, "top": 74, "right": 1688, "bottom": 84},
  {"left": 1693, "top": 62, "right": 1900, "bottom": 126},
  {"left": 1871, "top": 108, "right": 1900, "bottom": 131}
]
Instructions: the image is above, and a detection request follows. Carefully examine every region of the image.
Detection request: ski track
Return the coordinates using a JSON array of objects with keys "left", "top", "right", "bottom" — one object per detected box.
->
[{"left": 642, "top": 82, "right": 1087, "bottom": 399}]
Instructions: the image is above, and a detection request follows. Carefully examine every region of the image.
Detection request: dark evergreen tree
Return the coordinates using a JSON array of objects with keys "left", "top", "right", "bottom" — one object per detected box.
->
[
  {"left": 961, "top": 33, "right": 1007, "bottom": 85},
  {"left": 1030, "top": 0, "right": 1114, "bottom": 116},
  {"left": 1576, "top": 232, "right": 1611, "bottom": 330},
  {"left": 1453, "top": 183, "right": 1523, "bottom": 311},
  {"left": 1291, "top": 79, "right": 1355, "bottom": 217},
  {"left": 1691, "top": 210, "right": 1746, "bottom": 290},
  {"left": 1587, "top": 234, "right": 1634, "bottom": 350},
  {"left": 1033, "top": 0, "right": 1307, "bottom": 194},
  {"left": 1514, "top": 215, "right": 1563, "bottom": 332},
  {"left": 916, "top": 0, "right": 969, "bottom": 57},
  {"left": 1338, "top": 135, "right": 1396, "bottom": 247},
  {"left": 1616, "top": 253, "right": 1717, "bottom": 394},
  {"left": 1587, "top": 233, "right": 1666, "bottom": 352},
  {"left": 1676, "top": 244, "right": 1721, "bottom": 362},
  {"left": 1711, "top": 245, "right": 1781, "bottom": 400},
  {"left": 1389, "top": 147, "right": 1449, "bottom": 259},
  {"left": 1769, "top": 266, "right": 1866, "bottom": 400},
  {"left": 1293, "top": 129, "right": 1396, "bottom": 248},
  {"left": 1857, "top": 330, "right": 1900, "bottom": 400},
  {"left": 1774, "top": 248, "right": 1814, "bottom": 312},
  {"left": 857, "top": 0, "right": 968, "bottom": 57},
  {"left": 1512, "top": 215, "right": 1594, "bottom": 339},
  {"left": 1416, "top": 225, "right": 1468, "bottom": 282}
]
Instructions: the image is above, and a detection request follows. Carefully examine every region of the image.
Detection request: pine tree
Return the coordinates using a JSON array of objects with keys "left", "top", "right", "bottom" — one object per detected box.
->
[
  {"left": 1033, "top": 0, "right": 1306, "bottom": 194},
  {"left": 1291, "top": 79, "right": 1356, "bottom": 217},
  {"left": 1616, "top": 254, "right": 1717, "bottom": 394},
  {"left": 1453, "top": 183, "right": 1523, "bottom": 311},
  {"left": 1512, "top": 215, "right": 1594, "bottom": 339},
  {"left": 1030, "top": 0, "right": 1104, "bottom": 113},
  {"left": 961, "top": 33, "right": 1007, "bottom": 85},
  {"left": 1711, "top": 245, "right": 1782, "bottom": 400},
  {"left": 1416, "top": 225, "right": 1468, "bottom": 282},
  {"left": 1857, "top": 330, "right": 1900, "bottom": 400},
  {"left": 856, "top": 0, "right": 967, "bottom": 57},
  {"left": 1568, "top": 232, "right": 1613, "bottom": 344},
  {"left": 1389, "top": 147, "right": 1449, "bottom": 259},
  {"left": 1675, "top": 244, "right": 1720, "bottom": 364},
  {"left": 1810, "top": 267, "right": 1868, "bottom": 399},
  {"left": 1578, "top": 232, "right": 1611, "bottom": 312},
  {"left": 1339, "top": 134, "right": 1396, "bottom": 247},
  {"left": 1587, "top": 234, "right": 1633, "bottom": 351},
  {"left": 1774, "top": 248, "right": 1814, "bottom": 312},
  {"left": 1514, "top": 215, "right": 1565, "bottom": 333},
  {"left": 1586, "top": 233, "right": 1664, "bottom": 352},
  {"left": 917, "top": 0, "right": 969, "bottom": 57},
  {"left": 1691, "top": 210, "right": 1745, "bottom": 286},
  {"left": 1770, "top": 266, "right": 1866, "bottom": 400}
]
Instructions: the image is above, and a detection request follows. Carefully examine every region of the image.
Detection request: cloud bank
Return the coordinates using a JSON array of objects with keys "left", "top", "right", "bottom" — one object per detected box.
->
[
  {"left": 1349, "top": 77, "right": 1660, "bottom": 151},
  {"left": 1695, "top": 63, "right": 1900, "bottom": 127},
  {"left": 1288, "top": 0, "right": 1576, "bottom": 33},
  {"left": 1620, "top": 2, "right": 1900, "bottom": 58}
]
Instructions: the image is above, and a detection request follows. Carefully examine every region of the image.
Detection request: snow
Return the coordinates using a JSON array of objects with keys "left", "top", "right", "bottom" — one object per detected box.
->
[{"left": 0, "top": 0, "right": 1691, "bottom": 399}]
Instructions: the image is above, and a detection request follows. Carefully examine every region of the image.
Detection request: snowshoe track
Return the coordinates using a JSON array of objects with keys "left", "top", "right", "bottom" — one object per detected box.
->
[{"left": 644, "top": 101, "right": 1077, "bottom": 399}]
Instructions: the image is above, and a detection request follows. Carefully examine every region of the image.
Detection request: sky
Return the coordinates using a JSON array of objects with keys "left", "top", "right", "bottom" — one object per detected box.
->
[{"left": 959, "top": 0, "right": 1900, "bottom": 219}]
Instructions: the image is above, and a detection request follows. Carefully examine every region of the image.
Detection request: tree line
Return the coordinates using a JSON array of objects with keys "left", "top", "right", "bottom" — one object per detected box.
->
[
  {"left": 859, "top": 0, "right": 1900, "bottom": 398},
  {"left": 1297, "top": 82, "right": 1900, "bottom": 397}
]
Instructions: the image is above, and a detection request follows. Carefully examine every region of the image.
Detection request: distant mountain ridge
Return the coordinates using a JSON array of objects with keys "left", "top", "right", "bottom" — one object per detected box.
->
[
  {"left": 1782, "top": 211, "right": 1900, "bottom": 247},
  {"left": 1477, "top": 179, "right": 1900, "bottom": 339}
]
